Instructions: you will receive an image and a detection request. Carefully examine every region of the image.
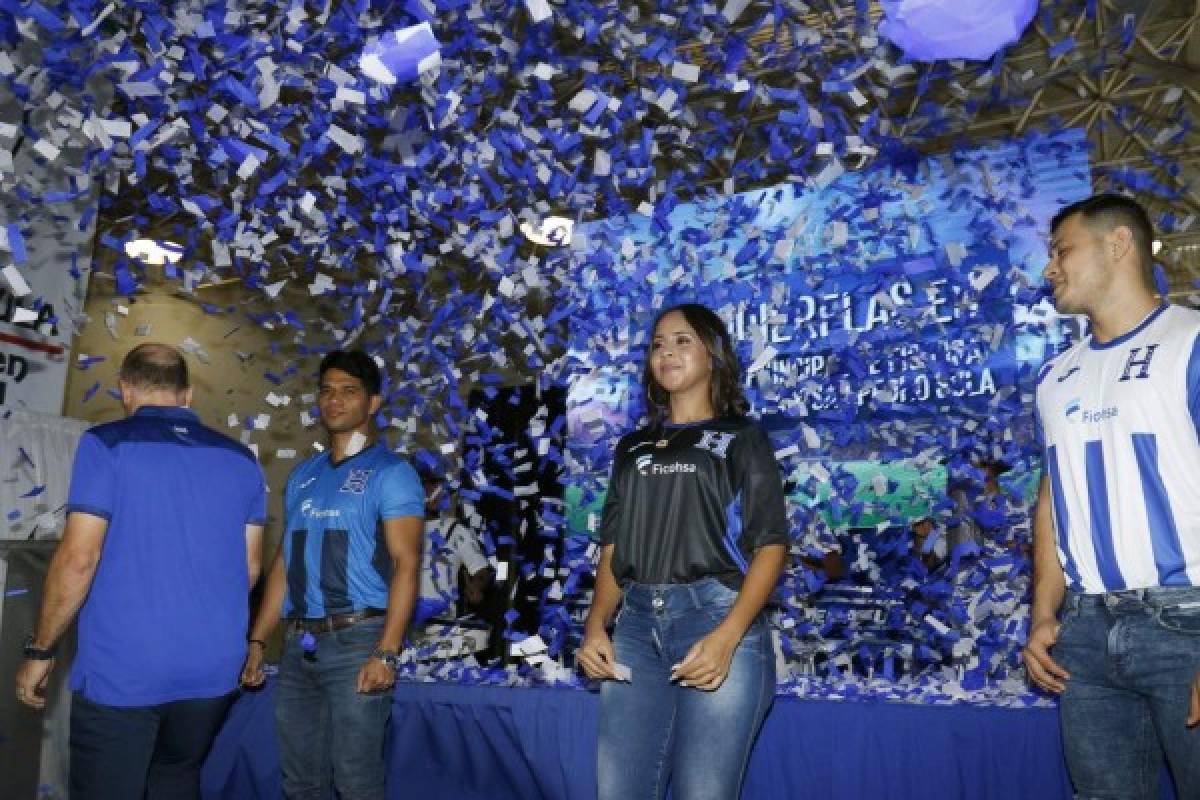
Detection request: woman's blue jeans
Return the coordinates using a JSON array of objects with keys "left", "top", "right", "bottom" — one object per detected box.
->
[
  {"left": 598, "top": 578, "right": 776, "bottom": 800},
  {"left": 1055, "top": 587, "right": 1200, "bottom": 800}
]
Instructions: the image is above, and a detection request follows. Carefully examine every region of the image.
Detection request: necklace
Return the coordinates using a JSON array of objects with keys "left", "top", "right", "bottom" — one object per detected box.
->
[{"left": 655, "top": 425, "right": 687, "bottom": 449}]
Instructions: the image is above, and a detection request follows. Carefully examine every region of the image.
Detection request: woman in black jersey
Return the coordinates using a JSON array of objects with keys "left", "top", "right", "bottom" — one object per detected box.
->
[{"left": 577, "top": 303, "right": 789, "bottom": 799}]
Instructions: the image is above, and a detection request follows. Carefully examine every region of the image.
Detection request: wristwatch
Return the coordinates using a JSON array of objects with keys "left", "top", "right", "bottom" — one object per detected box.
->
[
  {"left": 371, "top": 648, "right": 400, "bottom": 670},
  {"left": 23, "top": 636, "right": 56, "bottom": 661}
]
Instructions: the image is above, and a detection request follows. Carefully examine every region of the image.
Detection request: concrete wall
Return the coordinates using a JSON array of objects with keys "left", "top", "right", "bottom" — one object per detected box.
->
[{"left": 61, "top": 275, "right": 317, "bottom": 547}]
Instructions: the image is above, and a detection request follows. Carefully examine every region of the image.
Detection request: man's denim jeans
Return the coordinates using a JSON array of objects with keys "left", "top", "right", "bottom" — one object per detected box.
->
[
  {"left": 274, "top": 616, "right": 392, "bottom": 800},
  {"left": 1056, "top": 587, "right": 1200, "bottom": 800},
  {"left": 598, "top": 577, "right": 776, "bottom": 800}
]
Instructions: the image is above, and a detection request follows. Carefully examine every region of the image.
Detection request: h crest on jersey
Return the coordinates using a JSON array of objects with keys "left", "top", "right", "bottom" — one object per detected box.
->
[
  {"left": 340, "top": 468, "right": 372, "bottom": 494},
  {"left": 695, "top": 430, "right": 735, "bottom": 458},
  {"left": 1118, "top": 344, "right": 1158, "bottom": 382}
]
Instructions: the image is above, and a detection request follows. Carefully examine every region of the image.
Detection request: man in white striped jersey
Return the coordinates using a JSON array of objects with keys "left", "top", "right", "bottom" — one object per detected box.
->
[{"left": 1023, "top": 194, "right": 1200, "bottom": 798}]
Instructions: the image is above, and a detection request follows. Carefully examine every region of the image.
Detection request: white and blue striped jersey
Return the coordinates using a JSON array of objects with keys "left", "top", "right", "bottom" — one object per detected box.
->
[{"left": 1035, "top": 303, "right": 1200, "bottom": 593}]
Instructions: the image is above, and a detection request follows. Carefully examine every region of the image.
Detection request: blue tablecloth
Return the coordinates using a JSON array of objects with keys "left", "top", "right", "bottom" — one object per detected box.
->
[{"left": 200, "top": 681, "right": 1167, "bottom": 799}]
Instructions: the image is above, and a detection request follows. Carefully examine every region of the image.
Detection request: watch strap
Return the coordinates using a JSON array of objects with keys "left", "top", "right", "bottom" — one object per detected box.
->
[
  {"left": 23, "top": 636, "right": 56, "bottom": 660},
  {"left": 371, "top": 647, "right": 400, "bottom": 669}
]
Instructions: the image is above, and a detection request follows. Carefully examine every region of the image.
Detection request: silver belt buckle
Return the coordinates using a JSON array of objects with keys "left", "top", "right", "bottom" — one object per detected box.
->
[{"left": 652, "top": 594, "right": 665, "bottom": 611}]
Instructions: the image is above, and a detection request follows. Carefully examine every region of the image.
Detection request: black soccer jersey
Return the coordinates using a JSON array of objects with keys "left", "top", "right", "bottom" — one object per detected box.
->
[{"left": 599, "top": 416, "right": 789, "bottom": 588}]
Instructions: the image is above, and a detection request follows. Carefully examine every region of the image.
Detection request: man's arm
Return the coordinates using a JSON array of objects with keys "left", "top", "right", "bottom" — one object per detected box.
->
[
  {"left": 241, "top": 546, "right": 286, "bottom": 687},
  {"left": 15, "top": 512, "right": 108, "bottom": 709},
  {"left": 245, "top": 524, "right": 264, "bottom": 588},
  {"left": 357, "top": 515, "right": 422, "bottom": 692},
  {"left": 1022, "top": 475, "right": 1071, "bottom": 693},
  {"left": 32, "top": 512, "right": 107, "bottom": 649}
]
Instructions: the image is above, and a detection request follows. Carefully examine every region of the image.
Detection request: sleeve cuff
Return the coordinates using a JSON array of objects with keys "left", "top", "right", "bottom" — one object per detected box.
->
[
  {"left": 66, "top": 504, "right": 112, "bottom": 521},
  {"left": 381, "top": 508, "right": 424, "bottom": 520}
]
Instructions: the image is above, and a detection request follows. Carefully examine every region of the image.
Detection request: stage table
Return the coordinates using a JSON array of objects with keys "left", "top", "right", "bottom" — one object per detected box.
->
[{"left": 200, "top": 679, "right": 1169, "bottom": 799}]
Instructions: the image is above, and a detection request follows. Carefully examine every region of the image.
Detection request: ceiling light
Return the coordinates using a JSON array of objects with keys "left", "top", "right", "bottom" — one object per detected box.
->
[
  {"left": 520, "top": 216, "right": 574, "bottom": 247},
  {"left": 125, "top": 238, "right": 183, "bottom": 265}
]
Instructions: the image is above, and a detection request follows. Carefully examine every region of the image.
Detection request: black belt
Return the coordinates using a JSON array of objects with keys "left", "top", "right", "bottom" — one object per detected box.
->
[{"left": 288, "top": 608, "right": 385, "bottom": 634}]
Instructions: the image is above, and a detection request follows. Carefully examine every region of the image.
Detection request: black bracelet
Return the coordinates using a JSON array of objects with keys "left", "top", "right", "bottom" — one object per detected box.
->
[{"left": 248, "top": 639, "right": 267, "bottom": 648}]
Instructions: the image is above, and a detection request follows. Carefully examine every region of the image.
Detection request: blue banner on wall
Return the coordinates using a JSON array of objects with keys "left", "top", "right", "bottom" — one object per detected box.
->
[{"left": 556, "top": 129, "right": 1093, "bottom": 703}]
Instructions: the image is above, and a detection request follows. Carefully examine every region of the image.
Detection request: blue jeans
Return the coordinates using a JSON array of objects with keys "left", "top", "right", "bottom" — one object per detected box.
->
[
  {"left": 1055, "top": 587, "right": 1200, "bottom": 800},
  {"left": 274, "top": 616, "right": 393, "bottom": 800},
  {"left": 598, "top": 578, "right": 776, "bottom": 800}
]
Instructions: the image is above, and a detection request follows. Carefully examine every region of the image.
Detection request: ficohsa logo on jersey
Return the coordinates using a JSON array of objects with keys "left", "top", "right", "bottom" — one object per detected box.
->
[
  {"left": 1063, "top": 396, "right": 1118, "bottom": 424},
  {"left": 636, "top": 453, "right": 696, "bottom": 477},
  {"left": 300, "top": 498, "right": 341, "bottom": 519}
]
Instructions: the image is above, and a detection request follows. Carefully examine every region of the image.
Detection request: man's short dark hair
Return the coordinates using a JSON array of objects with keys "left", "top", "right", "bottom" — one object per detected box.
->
[
  {"left": 1051, "top": 193, "right": 1156, "bottom": 286},
  {"left": 319, "top": 350, "right": 382, "bottom": 395},
  {"left": 119, "top": 343, "right": 189, "bottom": 392}
]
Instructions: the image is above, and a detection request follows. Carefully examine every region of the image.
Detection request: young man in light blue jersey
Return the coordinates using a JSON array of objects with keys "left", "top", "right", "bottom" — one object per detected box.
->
[
  {"left": 1023, "top": 194, "right": 1200, "bottom": 798},
  {"left": 242, "top": 350, "right": 423, "bottom": 800}
]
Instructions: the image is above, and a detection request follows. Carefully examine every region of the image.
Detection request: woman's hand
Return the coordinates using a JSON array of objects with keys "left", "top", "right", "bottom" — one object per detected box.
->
[
  {"left": 672, "top": 629, "right": 738, "bottom": 691},
  {"left": 577, "top": 628, "right": 619, "bottom": 680}
]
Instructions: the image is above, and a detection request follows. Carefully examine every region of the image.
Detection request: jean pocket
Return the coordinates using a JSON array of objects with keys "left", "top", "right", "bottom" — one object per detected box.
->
[
  {"left": 612, "top": 602, "right": 626, "bottom": 628},
  {"left": 1057, "top": 604, "right": 1080, "bottom": 637},
  {"left": 701, "top": 601, "right": 737, "bottom": 627},
  {"left": 1154, "top": 601, "right": 1200, "bottom": 635}
]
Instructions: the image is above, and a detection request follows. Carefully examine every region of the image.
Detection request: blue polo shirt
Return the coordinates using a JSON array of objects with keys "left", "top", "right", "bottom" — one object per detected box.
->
[
  {"left": 282, "top": 442, "right": 423, "bottom": 617},
  {"left": 66, "top": 406, "right": 267, "bottom": 707}
]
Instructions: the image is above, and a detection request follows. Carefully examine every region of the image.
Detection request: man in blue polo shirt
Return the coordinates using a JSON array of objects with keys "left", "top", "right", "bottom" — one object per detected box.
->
[
  {"left": 15, "top": 343, "right": 266, "bottom": 799},
  {"left": 241, "top": 349, "right": 423, "bottom": 800}
]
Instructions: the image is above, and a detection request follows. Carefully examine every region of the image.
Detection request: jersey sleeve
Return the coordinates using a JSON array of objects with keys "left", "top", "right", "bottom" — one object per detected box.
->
[
  {"left": 246, "top": 464, "right": 268, "bottom": 526},
  {"left": 282, "top": 463, "right": 304, "bottom": 523},
  {"left": 732, "top": 425, "right": 790, "bottom": 550},
  {"left": 66, "top": 431, "right": 116, "bottom": 520},
  {"left": 1033, "top": 359, "right": 1055, "bottom": 453},
  {"left": 1188, "top": 330, "right": 1200, "bottom": 440},
  {"left": 598, "top": 435, "right": 631, "bottom": 546},
  {"left": 378, "top": 459, "right": 425, "bottom": 519}
]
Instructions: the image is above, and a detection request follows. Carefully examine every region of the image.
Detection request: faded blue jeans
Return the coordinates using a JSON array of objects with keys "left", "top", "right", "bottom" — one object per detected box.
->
[
  {"left": 274, "top": 616, "right": 393, "bottom": 800},
  {"left": 1055, "top": 587, "right": 1200, "bottom": 800},
  {"left": 598, "top": 578, "right": 776, "bottom": 800}
]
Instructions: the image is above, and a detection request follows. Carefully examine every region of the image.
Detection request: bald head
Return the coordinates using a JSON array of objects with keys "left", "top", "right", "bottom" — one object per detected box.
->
[
  {"left": 120, "top": 343, "right": 189, "bottom": 391},
  {"left": 118, "top": 344, "right": 192, "bottom": 412}
]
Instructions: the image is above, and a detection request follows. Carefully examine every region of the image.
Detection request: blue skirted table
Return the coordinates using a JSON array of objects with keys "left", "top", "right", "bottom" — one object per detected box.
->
[{"left": 200, "top": 679, "right": 1115, "bottom": 799}]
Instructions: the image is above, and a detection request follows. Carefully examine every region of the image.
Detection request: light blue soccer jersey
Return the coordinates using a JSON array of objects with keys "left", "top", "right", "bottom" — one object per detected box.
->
[
  {"left": 1036, "top": 303, "right": 1200, "bottom": 592},
  {"left": 282, "top": 442, "right": 424, "bottom": 617}
]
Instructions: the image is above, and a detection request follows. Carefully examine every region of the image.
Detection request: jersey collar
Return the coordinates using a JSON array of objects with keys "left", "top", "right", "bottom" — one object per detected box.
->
[
  {"left": 1087, "top": 302, "right": 1168, "bottom": 351},
  {"left": 132, "top": 405, "right": 199, "bottom": 422},
  {"left": 329, "top": 440, "right": 381, "bottom": 468}
]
